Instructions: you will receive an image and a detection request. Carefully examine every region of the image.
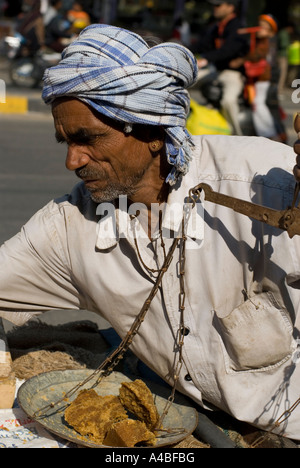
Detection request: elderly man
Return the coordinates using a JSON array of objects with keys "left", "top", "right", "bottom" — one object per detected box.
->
[{"left": 1, "top": 24, "right": 300, "bottom": 441}]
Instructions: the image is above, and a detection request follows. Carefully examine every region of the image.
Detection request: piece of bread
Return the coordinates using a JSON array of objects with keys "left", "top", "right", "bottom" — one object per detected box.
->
[
  {"left": 64, "top": 379, "right": 160, "bottom": 446},
  {"left": 103, "top": 418, "right": 157, "bottom": 447},
  {"left": 119, "top": 379, "right": 160, "bottom": 431},
  {"left": 64, "top": 389, "right": 128, "bottom": 444}
]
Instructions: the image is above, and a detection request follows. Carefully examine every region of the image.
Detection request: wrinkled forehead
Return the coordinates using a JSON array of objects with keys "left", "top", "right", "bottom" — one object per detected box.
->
[
  {"left": 52, "top": 98, "right": 123, "bottom": 133},
  {"left": 51, "top": 97, "right": 158, "bottom": 143}
]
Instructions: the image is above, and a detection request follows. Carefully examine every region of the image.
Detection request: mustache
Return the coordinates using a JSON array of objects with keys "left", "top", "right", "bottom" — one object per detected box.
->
[{"left": 75, "top": 165, "right": 107, "bottom": 180}]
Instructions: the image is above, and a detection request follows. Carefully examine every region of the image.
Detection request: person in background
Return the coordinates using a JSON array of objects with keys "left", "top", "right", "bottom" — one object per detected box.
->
[
  {"left": 172, "top": 16, "right": 191, "bottom": 48},
  {"left": 16, "top": 0, "right": 45, "bottom": 53},
  {"left": 44, "top": 0, "right": 71, "bottom": 52},
  {"left": 67, "top": 1, "right": 90, "bottom": 31},
  {"left": 137, "top": 0, "right": 156, "bottom": 32},
  {"left": 193, "top": 0, "right": 249, "bottom": 136},
  {"left": 40, "top": 0, "right": 49, "bottom": 15},
  {"left": 43, "top": 0, "right": 56, "bottom": 24},
  {"left": 232, "top": 14, "right": 286, "bottom": 142}
]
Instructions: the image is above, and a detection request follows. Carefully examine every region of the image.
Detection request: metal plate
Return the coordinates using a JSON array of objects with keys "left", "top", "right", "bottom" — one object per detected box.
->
[{"left": 17, "top": 370, "right": 198, "bottom": 448}]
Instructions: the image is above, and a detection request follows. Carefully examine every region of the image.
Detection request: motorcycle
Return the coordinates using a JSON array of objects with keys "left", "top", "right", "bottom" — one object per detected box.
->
[
  {"left": 190, "top": 64, "right": 256, "bottom": 136},
  {"left": 1, "top": 33, "right": 61, "bottom": 88}
]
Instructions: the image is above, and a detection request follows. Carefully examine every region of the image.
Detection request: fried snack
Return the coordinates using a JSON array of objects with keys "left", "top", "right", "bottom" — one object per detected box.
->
[
  {"left": 64, "top": 389, "right": 128, "bottom": 444},
  {"left": 64, "top": 379, "right": 160, "bottom": 446},
  {"left": 119, "top": 379, "right": 160, "bottom": 431},
  {"left": 103, "top": 418, "right": 157, "bottom": 447}
]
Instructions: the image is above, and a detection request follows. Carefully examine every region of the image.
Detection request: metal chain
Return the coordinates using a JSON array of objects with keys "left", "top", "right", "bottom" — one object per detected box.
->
[
  {"left": 33, "top": 199, "right": 197, "bottom": 446},
  {"left": 251, "top": 397, "right": 300, "bottom": 448},
  {"left": 33, "top": 217, "right": 184, "bottom": 419},
  {"left": 29, "top": 180, "right": 300, "bottom": 444},
  {"left": 33, "top": 183, "right": 300, "bottom": 445},
  {"left": 187, "top": 185, "right": 300, "bottom": 446},
  {"left": 132, "top": 210, "right": 167, "bottom": 275},
  {"left": 156, "top": 214, "right": 188, "bottom": 429}
]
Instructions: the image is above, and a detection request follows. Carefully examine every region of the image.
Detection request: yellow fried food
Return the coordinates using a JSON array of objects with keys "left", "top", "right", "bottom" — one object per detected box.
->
[
  {"left": 103, "top": 418, "right": 157, "bottom": 447},
  {"left": 64, "top": 389, "right": 128, "bottom": 444},
  {"left": 119, "top": 379, "right": 160, "bottom": 431},
  {"left": 64, "top": 379, "right": 160, "bottom": 446}
]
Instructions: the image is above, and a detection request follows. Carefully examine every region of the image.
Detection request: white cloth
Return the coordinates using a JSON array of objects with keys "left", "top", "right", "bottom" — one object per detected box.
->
[
  {"left": 218, "top": 70, "right": 245, "bottom": 136},
  {"left": 0, "top": 380, "right": 73, "bottom": 448},
  {"left": 43, "top": 6, "right": 57, "bottom": 26},
  {"left": 40, "top": 0, "right": 49, "bottom": 16},
  {"left": 1, "top": 135, "right": 300, "bottom": 439},
  {"left": 252, "top": 81, "right": 277, "bottom": 138}
]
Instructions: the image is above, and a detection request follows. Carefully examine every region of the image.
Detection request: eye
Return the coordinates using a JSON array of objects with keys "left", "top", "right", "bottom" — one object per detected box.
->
[
  {"left": 74, "top": 134, "right": 100, "bottom": 145},
  {"left": 55, "top": 131, "right": 96, "bottom": 146}
]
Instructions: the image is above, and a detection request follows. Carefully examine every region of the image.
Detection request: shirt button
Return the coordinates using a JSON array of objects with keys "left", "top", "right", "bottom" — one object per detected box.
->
[
  {"left": 185, "top": 374, "right": 192, "bottom": 382},
  {"left": 181, "top": 326, "right": 190, "bottom": 336}
]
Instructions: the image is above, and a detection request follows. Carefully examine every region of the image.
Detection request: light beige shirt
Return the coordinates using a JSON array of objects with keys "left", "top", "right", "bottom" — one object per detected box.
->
[{"left": 1, "top": 135, "right": 300, "bottom": 438}]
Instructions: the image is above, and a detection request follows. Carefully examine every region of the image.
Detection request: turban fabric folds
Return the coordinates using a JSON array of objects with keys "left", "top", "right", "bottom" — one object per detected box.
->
[{"left": 42, "top": 24, "right": 198, "bottom": 185}]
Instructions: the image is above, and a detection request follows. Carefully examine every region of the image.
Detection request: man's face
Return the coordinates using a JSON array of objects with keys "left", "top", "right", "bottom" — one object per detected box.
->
[
  {"left": 212, "top": 3, "right": 235, "bottom": 20},
  {"left": 52, "top": 98, "right": 156, "bottom": 203}
]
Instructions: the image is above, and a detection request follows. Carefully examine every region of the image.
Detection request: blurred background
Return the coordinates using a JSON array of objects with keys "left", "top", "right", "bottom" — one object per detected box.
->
[
  {"left": 0, "top": 0, "right": 299, "bottom": 106},
  {"left": 1, "top": 0, "right": 300, "bottom": 38},
  {"left": 0, "top": 0, "right": 299, "bottom": 127}
]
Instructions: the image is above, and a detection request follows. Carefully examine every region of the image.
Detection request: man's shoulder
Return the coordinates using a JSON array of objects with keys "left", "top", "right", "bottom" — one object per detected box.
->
[
  {"left": 32, "top": 182, "right": 95, "bottom": 225},
  {"left": 191, "top": 134, "right": 295, "bottom": 189},
  {"left": 192, "top": 134, "right": 294, "bottom": 161},
  {"left": 54, "top": 182, "right": 91, "bottom": 207},
  {"left": 23, "top": 182, "right": 97, "bottom": 243}
]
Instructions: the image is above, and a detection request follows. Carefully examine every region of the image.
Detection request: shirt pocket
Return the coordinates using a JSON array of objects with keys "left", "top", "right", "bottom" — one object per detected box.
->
[{"left": 214, "top": 292, "right": 295, "bottom": 373}]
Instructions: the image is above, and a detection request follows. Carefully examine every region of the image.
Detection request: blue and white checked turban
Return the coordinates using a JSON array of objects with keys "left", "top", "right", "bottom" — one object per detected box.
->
[{"left": 42, "top": 24, "right": 198, "bottom": 185}]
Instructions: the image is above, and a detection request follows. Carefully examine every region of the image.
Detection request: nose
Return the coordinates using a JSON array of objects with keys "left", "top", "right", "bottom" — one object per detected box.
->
[{"left": 65, "top": 145, "right": 90, "bottom": 171}]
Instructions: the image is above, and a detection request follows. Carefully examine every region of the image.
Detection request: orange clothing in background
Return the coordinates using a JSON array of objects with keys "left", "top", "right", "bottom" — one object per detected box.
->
[
  {"left": 245, "top": 37, "right": 272, "bottom": 82},
  {"left": 67, "top": 9, "right": 90, "bottom": 25}
]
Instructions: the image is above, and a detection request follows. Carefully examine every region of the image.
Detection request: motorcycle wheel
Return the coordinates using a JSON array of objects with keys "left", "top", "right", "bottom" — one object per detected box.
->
[{"left": 10, "top": 58, "right": 40, "bottom": 88}]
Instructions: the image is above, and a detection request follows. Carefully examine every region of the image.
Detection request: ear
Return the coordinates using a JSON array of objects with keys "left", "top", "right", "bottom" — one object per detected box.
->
[
  {"left": 149, "top": 139, "right": 164, "bottom": 153},
  {"left": 148, "top": 126, "right": 165, "bottom": 153},
  {"left": 132, "top": 125, "right": 165, "bottom": 151}
]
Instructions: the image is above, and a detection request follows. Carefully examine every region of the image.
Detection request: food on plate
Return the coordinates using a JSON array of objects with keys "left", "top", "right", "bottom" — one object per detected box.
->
[
  {"left": 119, "top": 379, "right": 161, "bottom": 431},
  {"left": 64, "top": 379, "right": 160, "bottom": 446},
  {"left": 64, "top": 389, "right": 128, "bottom": 444},
  {"left": 103, "top": 418, "right": 157, "bottom": 447}
]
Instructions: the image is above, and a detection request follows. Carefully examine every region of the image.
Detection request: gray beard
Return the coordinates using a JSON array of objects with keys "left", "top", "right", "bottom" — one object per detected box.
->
[
  {"left": 88, "top": 182, "right": 138, "bottom": 203},
  {"left": 76, "top": 166, "right": 147, "bottom": 203}
]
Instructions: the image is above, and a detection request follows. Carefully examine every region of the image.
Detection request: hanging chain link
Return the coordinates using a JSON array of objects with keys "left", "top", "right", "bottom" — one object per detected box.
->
[
  {"left": 188, "top": 185, "right": 300, "bottom": 445},
  {"left": 250, "top": 397, "right": 300, "bottom": 448},
  {"left": 156, "top": 213, "right": 188, "bottom": 429}
]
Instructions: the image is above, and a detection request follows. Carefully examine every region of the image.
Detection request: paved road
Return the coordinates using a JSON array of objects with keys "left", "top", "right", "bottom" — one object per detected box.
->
[{"left": 0, "top": 112, "right": 75, "bottom": 243}]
